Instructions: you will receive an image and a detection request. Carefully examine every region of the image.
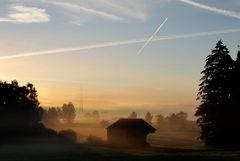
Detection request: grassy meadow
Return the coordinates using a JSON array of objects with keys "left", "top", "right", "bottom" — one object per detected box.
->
[
  {"left": 0, "top": 123, "right": 238, "bottom": 161},
  {"left": 0, "top": 142, "right": 240, "bottom": 161}
]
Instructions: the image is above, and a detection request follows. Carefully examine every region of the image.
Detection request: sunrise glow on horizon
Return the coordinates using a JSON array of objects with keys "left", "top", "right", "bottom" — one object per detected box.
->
[{"left": 0, "top": 0, "right": 240, "bottom": 118}]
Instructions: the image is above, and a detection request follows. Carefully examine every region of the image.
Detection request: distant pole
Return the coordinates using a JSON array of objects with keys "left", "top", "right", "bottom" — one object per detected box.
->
[
  {"left": 102, "top": 111, "right": 104, "bottom": 120},
  {"left": 80, "top": 87, "right": 83, "bottom": 113}
]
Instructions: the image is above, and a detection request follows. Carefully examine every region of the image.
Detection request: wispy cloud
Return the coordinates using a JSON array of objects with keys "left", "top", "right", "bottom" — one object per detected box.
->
[
  {"left": 45, "top": 1, "right": 128, "bottom": 22},
  {"left": 0, "top": 5, "right": 50, "bottom": 23},
  {"left": 95, "top": 0, "right": 149, "bottom": 21},
  {"left": 0, "top": 28, "right": 240, "bottom": 60},
  {"left": 42, "top": 0, "right": 168, "bottom": 24},
  {"left": 180, "top": 0, "right": 240, "bottom": 19}
]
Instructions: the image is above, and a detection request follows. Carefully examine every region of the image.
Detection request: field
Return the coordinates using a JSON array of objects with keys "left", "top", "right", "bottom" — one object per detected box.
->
[
  {"left": 0, "top": 143, "right": 240, "bottom": 161},
  {"left": 0, "top": 124, "right": 240, "bottom": 161},
  {"left": 149, "top": 130, "right": 204, "bottom": 149},
  {"left": 1, "top": 124, "right": 239, "bottom": 161},
  {"left": 54, "top": 123, "right": 204, "bottom": 149}
]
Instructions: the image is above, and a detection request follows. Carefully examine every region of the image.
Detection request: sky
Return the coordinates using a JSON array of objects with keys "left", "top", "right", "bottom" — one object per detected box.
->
[{"left": 0, "top": 0, "right": 239, "bottom": 118}]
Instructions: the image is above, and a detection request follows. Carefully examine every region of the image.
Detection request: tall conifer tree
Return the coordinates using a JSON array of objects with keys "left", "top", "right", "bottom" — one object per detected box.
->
[{"left": 196, "top": 40, "right": 234, "bottom": 147}]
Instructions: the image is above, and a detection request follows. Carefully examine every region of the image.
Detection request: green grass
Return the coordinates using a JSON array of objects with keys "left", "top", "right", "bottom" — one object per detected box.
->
[{"left": 0, "top": 143, "right": 240, "bottom": 161}]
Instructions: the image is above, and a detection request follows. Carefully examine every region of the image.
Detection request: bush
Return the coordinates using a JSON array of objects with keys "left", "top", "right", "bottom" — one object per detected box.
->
[
  {"left": 59, "top": 129, "right": 78, "bottom": 142},
  {"left": 86, "top": 135, "right": 105, "bottom": 146}
]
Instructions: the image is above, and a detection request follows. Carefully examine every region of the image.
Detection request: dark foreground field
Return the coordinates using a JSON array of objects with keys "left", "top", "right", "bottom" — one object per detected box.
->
[{"left": 0, "top": 143, "right": 240, "bottom": 161}]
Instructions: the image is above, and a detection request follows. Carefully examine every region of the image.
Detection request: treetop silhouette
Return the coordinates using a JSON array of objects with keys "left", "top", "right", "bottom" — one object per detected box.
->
[
  {"left": 0, "top": 80, "right": 43, "bottom": 132},
  {"left": 196, "top": 40, "right": 240, "bottom": 147}
]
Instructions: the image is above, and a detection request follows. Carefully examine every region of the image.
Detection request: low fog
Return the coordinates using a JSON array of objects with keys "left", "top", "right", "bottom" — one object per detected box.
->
[{"left": 42, "top": 105, "right": 202, "bottom": 148}]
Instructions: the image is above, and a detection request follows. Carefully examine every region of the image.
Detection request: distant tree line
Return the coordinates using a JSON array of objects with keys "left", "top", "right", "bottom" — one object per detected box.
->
[
  {"left": 128, "top": 111, "right": 196, "bottom": 131},
  {"left": 156, "top": 112, "right": 187, "bottom": 128},
  {"left": 42, "top": 102, "right": 76, "bottom": 127},
  {"left": 84, "top": 110, "right": 100, "bottom": 120},
  {"left": 42, "top": 105, "right": 103, "bottom": 127},
  {"left": 196, "top": 40, "right": 240, "bottom": 147}
]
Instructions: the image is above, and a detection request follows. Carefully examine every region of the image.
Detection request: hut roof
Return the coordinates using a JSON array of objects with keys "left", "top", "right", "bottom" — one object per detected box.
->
[{"left": 107, "top": 119, "right": 156, "bottom": 133}]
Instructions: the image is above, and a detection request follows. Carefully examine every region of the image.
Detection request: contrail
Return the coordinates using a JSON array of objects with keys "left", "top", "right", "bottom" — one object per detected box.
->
[
  {"left": 179, "top": 0, "right": 240, "bottom": 19},
  {"left": 153, "top": 28, "right": 240, "bottom": 40},
  {"left": 1, "top": 28, "right": 240, "bottom": 60},
  {"left": 137, "top": 18, "right": 168, "bottom": 55}
]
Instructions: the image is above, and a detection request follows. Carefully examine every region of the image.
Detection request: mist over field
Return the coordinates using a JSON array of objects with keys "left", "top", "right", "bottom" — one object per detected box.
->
[
  {"left": 41, "top": 107, "right": 202, "bottom": 149},
  {"left": 0, "top": 0, "right": 240, "bottom": 160}
]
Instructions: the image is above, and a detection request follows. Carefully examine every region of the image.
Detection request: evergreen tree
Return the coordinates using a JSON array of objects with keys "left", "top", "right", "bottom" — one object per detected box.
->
[
  {"left": 231, "top": 50, "right": 240, "bottom": 104},
  {"left": 228, "top": 50, "right": 240, "bottom": 142},
  {"left": 235, "top": 51, "right": 240, "bottom": 97},
  {"left": 195, "top": 40, "right": 234, "bottom": 147}
]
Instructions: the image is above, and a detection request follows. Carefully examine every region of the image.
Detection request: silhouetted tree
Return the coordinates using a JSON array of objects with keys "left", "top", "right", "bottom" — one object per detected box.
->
[
  {"left": 92, "top": 110, "right": 100, "bottom": 119},
  {"left": 129, "top": 112, "right": 137, "bottom": 119},
  {"left": 61, "top": 102, "right": 76, "bottom": 124},
  {"left": 155, "top": 112, "right": 195, "bottom": 131},
  {"left": 0, "top": 80, "right": 43, "bottom": 133},
  {"left": 226, "top": 49, "right": 240, "bottom": 146},
  {"left": 166, "top": 113, "right": 178, "bottom": 127},
  {"left": 156, "top": 114, "right": 165, "bottom": 128},
  {"left": 42, "top": 107, "right": 60, "bottom": 126},
  {"left": 0, "top": 81, "right": 78, "bottom": 143},
  {"left": 176, "top": 112, "right": 188, "bottom": 126},
  {"left": 166, "top": 112, "right": 188, "bottom": 129},
  {"left": 145, "top": 112, "right": 153, "bottom": 124},
  {"left": 195, "top": 40, "right": 235, "bottom": 147},
  {"left": 176, "top": 112, "right": 188, "bottom": 121},
  {"left": 230, "top": 50, "right": 240, "bottom": 112}
]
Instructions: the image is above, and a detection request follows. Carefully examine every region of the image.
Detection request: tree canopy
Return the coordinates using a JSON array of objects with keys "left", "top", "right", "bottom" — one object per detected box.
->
[
  {"left": 61, "top": 102, "right": 76, "bottom": 124},
  {"left": 0, "top": 80, "right": 43, "bottom": 133},
  {"left": 0, "top": 81, "right": 79, "bottom": 143},
  {"left": 42, "top": 107, "right": 60, "bottom": 126},
  {"left": 196, "top": 40, "right": 240, "bottom": 147}
]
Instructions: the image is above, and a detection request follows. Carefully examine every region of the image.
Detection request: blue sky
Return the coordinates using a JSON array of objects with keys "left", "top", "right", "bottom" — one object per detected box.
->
[{"left": 0, "top": 0, "right": 239, "bottom": 118}]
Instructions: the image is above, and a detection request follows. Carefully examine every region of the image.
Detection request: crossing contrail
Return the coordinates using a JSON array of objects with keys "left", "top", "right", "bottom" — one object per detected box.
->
[
  {"left": 137, "top": 18, "right": 168, "bottom": 55},
  {"left": 0, "top": 28, "right": 240, "bottom": 60}
]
